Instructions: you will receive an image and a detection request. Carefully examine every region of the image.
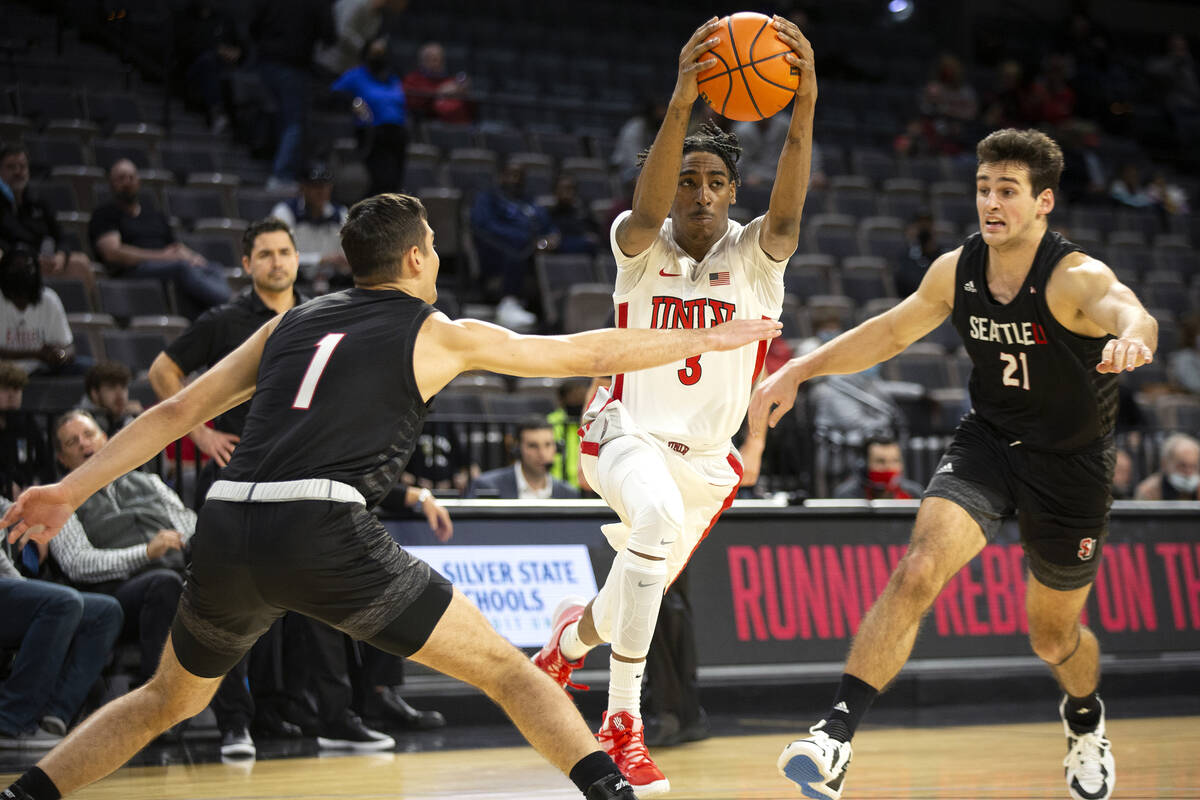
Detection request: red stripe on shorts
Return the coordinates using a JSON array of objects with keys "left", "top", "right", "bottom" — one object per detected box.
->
[{"left": 670, "top": 453, "right": 744, "bottom": 588}]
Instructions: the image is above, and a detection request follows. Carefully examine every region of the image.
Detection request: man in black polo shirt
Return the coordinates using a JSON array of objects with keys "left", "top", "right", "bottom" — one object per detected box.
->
[{"left": 88, "top": 159, "right": 231, "bottom": 317}]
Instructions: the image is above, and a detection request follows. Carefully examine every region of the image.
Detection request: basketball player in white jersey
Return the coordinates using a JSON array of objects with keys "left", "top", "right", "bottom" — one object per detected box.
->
[{"left": 532, "top": 15, "right": 817, "bottom": 796}]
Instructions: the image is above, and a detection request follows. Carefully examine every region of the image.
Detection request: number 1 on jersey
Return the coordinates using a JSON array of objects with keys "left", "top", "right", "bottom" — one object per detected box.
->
[{"left": 293, "top": 333, "right": 345, "bottom": 409}]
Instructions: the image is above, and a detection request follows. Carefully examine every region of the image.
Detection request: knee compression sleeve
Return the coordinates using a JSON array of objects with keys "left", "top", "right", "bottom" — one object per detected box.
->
[{"left": 607, "top": 550, "right": 668, "bottom": 660}]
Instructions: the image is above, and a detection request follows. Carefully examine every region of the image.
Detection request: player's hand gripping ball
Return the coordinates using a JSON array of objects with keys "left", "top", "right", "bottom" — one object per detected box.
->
[{"left": 697, "top": 12, "right": 800, "bottom": 121}]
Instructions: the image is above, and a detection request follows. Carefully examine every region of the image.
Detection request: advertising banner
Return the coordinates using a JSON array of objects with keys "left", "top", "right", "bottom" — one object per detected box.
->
[{"left": 407, "top": 544, "right": 598, "bottom": 646}]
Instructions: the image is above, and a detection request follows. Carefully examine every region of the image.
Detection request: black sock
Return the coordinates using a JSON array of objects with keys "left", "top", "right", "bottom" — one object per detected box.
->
[
  {"left": 569, "top": 751, "right": 624, "bottom": 796},
  {"left": 822, "top": 673, "right": 878, "bottom": 743},
  {"left": 1064, "top": 691, "right": 1102, "bottom": 734},
  {"left": 8, "top": 768, "right": 61, "bottom": 800}
]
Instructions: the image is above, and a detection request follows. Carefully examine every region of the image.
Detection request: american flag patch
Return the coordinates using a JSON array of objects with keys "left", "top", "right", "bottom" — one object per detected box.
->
[{"left": 709, "top": 271, "right": 730, "bottom": 286}]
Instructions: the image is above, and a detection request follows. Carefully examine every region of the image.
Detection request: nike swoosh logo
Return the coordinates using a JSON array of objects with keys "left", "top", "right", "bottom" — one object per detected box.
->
[
  {"left": 660, "top": 539, "right": 674, "bottom": 546},
  {"left": 659, "top": 268, "right": 682, "bottom": 277},
  {"left": 637, "top": 580, "right": 657, "bottom": 588}
]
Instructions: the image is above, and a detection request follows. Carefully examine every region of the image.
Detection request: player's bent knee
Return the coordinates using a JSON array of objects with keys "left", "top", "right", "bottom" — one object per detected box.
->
[
  {"left": 891, "top": 550, "right": 945, "bottom": 603},
  {"left": 627, "top": 496, "right": 684, "bottom": 559},
  {"left": 1029, "top": 624, "right": 1080, "bottom": 665}
]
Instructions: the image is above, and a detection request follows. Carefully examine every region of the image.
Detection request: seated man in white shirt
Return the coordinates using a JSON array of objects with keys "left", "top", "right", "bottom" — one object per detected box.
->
[
  {"left": 269, "top": 164, "right": 350, "bottom": 292},
  {"left": 467, "top": 417, "right": 580, "bottom": 499}
]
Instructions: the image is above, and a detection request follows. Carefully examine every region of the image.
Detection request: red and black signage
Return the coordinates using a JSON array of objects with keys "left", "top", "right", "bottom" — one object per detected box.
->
[{"left": 687, "top": 512, "right": 1200, "bottom": 665}]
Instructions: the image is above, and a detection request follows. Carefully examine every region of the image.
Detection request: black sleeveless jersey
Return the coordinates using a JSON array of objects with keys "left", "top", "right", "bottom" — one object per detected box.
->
[
  {"left": 951, "top": 230, "right": 1118, "bottom": 452},
  {"left": 222, "top": 288, "right": 436, "bottom": 507}
]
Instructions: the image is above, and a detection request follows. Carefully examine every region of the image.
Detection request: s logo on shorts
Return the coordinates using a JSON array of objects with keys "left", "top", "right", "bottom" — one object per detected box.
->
[{"left": 1077, "top": 537, "right": 1096, "bottom": 561}]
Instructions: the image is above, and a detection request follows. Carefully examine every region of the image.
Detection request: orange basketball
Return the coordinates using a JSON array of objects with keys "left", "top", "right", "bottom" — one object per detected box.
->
[{"left": 697, "top": 12, "right": 799, "bottom": 122}]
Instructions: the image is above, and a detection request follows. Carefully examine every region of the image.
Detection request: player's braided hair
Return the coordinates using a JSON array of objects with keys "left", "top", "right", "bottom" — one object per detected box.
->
[{"left": 636, "top": 121, "right": 743, "bottom": 186}]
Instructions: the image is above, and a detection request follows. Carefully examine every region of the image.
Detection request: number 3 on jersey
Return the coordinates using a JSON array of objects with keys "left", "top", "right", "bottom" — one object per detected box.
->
[
  {"left": 678, "top": 354, "right": 702, "bottom": 386},
  {"left": 293, "top": 333, "right": 345, "bottom": 409},
  {"left": 999, "top": 351, "right": 1030, "bottom": 391}
]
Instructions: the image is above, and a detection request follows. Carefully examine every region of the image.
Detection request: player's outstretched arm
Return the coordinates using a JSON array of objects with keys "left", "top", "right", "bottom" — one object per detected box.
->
[
  {"left": 749, "top": 250, "right": 957, "bottom": 434},
  {"left": 760, "top": 15, "right": 817, "bottom": 262},
  {"left": 1059, "top": 255, "right": 1157, "bottom": 373},
  {"left": 616, "top": 17, "right": 721, "bottom": 258},
  {"left": 413, "top": 313, "right": 781, "bottom": 401},
  {"left": 1, "top": 318, "right": 278, "bottom": 544}
]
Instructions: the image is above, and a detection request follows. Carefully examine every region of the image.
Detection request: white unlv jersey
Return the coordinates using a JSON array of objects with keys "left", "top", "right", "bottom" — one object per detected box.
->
[{"left": 608, "top": 210, "right": 785, "bottom": 448}]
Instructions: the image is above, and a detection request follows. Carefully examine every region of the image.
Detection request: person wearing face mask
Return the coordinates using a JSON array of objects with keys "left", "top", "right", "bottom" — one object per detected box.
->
[
  {"left": 0, "top": 248, "right": 84, "bottom": 377},
  {"left": 467, "top": 417, "right": 580, "bottom": 499},
  {"left": 834, "top": 435, "right": 924, "bottom": 500},
  {"left": 1134, "top": 433, "right": 1200, "bottom": 501},
  {"left": 332, "top": 36, "right": 408, "bottom": 196}
]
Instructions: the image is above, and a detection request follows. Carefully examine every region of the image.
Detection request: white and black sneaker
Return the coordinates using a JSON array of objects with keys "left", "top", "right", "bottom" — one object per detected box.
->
[
  {"left": 777, "top": 720, "right": 852, "bottom": 799},
  {"left": 317, "top": 713, "right": 395, "bottom": 751},
  {"left": 1060, "top": 696, "right": 1115, "bottom": 800}
]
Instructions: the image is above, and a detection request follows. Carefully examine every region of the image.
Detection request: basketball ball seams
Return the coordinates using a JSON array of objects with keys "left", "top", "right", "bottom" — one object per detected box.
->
[
  {"left": 736, "top": 60, "right": 764, "bottom": 120},
  {"left": 697, "top": 48, "right": 734, "bottom": 113},
  {"left": 697, "top": 12, "right": 795, "bottom": 121},
  {"left": 750, "top": 54, "right": 799, "bottom": 93}
]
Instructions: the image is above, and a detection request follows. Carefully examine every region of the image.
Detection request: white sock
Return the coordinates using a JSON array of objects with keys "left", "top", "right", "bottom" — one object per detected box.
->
[
  {"left": 559, "top": 621, "right": 592, "bottom": 661},
  {"left": 608, "top": 658, "right": 644, "bottom": 717}
]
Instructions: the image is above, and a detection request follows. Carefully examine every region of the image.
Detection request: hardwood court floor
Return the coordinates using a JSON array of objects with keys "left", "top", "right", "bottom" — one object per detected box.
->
[{"left": 8, "top": 716, "right": 1199, "bottom": 799}]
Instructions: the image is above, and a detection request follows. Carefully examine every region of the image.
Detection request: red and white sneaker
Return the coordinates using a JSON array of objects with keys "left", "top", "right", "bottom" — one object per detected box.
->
[
  {"left": 597, "top": 711, "right": 670, "bottom": 797},
  {"left": 532, "top": 596, "right": 590, "bottom": 692}
]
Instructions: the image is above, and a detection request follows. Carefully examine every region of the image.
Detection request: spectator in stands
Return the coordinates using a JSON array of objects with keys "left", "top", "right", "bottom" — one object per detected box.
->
[
  {"left": 1028, "top": 53, "right": 1077, "bottom": 126},
  {"left": 612, "top": 98, "right": 668, "bottom": 175},
  {"left": 0, "top": 247, "right": 82, "bottom": 377},
  {"left": 1147, "top": 34, "right": 1199, "bottom": 119},
  {"left": 80, "top": 361, "right": 143, "bottom": 436},
  {"left": 471, "top": 162, "right": 559, "bottom": 328},
  {"left": 0, "top": 503, "right": 123, "bottom": 747},
  {"left": 0, "top": 361, "right": 53, "bottom": 495},
  {"left": 981, "top": 60, "right": 1035, "bottom": 129},
  {"left": 547, "top": 378, "right": 590, "bottom": 490},
  {"left": 270, "top": 164, "right": 350, "bottom": 292},
  {"left": 251, "top": 0, "right": 335, "bottom": 189},
  {"left": 1168, "top": 314, "right": 1200, "bottom": 395},
  {"left": 403, "top": 41, "right": 473, "bottom": 124},
  {"left": 467, "top": 417, "right": 580, "bottom": 499},
  {"left": 0, "top": 144, "right": 96, "bottom": 292},
  {"left": 175, "top": 0, "right": 243, "bottom": 135},
  {"left": 404, "top": 428, "right": 476, "bottom": 494},
  {"left": 89, "top": 159, "right": 232, "bottom": 316},
  {"left": 547, "top": 175, "right": 600, "bottom": 256},
  {"left": 1111, "top": 447, "right": 1136, "bottom": 500},
  {"left": 918, "top": 53, "right": 978, "bottom": 153},
  {"left": 50, "top": 410, "right": 190, "bottom": 684},
  {"left": 895, "top": 209, "right": 940, "bottom": 297},
  {"left": 809, "top": 365, "right": 906, "bottom": 486},
  {"left": 833, "top": 435, "right": 924, "bottom": 500},
  {"left": 332, "top": 37, "right": 408, "bottom": 196},
  {"left": 732, "top": 117, "right": 827, "bottom": 190},
  {"left": 1058, "top": 121, "right": 1109, "bottom": 205},
  {"left": 921, "top": 54, "right": 978, "bottom": 122},
  {"left": 317, "top": 0, "right": 408, "bottom": 77},
  {"left": 1109, "top": 162, "right": 1160, "bottom": 209},
  {"left": 1135, "top": 432, "right": 1200, "bottom": 501}
]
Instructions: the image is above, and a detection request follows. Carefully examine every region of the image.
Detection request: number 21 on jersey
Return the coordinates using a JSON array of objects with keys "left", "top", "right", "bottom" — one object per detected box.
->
[
  {"left": 293, "top": 333, "right": 345, "bottom": 409},
  {"left": 999, "top": 351, "right": 1030, "bottom": 390}
]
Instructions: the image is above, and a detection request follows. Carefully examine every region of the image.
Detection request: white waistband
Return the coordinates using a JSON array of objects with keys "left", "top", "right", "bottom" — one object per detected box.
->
[{"left": 206, "top": 478, "right": 366, "bottom": 506}]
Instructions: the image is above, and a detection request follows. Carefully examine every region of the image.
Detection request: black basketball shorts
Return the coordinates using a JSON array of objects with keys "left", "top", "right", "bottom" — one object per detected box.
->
[
  {"left": 924, "top": 413, "right": 1115, "bottom": 592},
  {"left": 171, "top": 499, "right": 452, "bottom": 678}
]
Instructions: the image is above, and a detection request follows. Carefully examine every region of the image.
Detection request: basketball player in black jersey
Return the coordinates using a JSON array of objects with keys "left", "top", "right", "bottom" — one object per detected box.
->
[
  {"left": 0, "top": 193, "right": 781, "bottom": 800},
  {"left": 751, "top": 129, "right": 1157, "bottom": 800}
]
